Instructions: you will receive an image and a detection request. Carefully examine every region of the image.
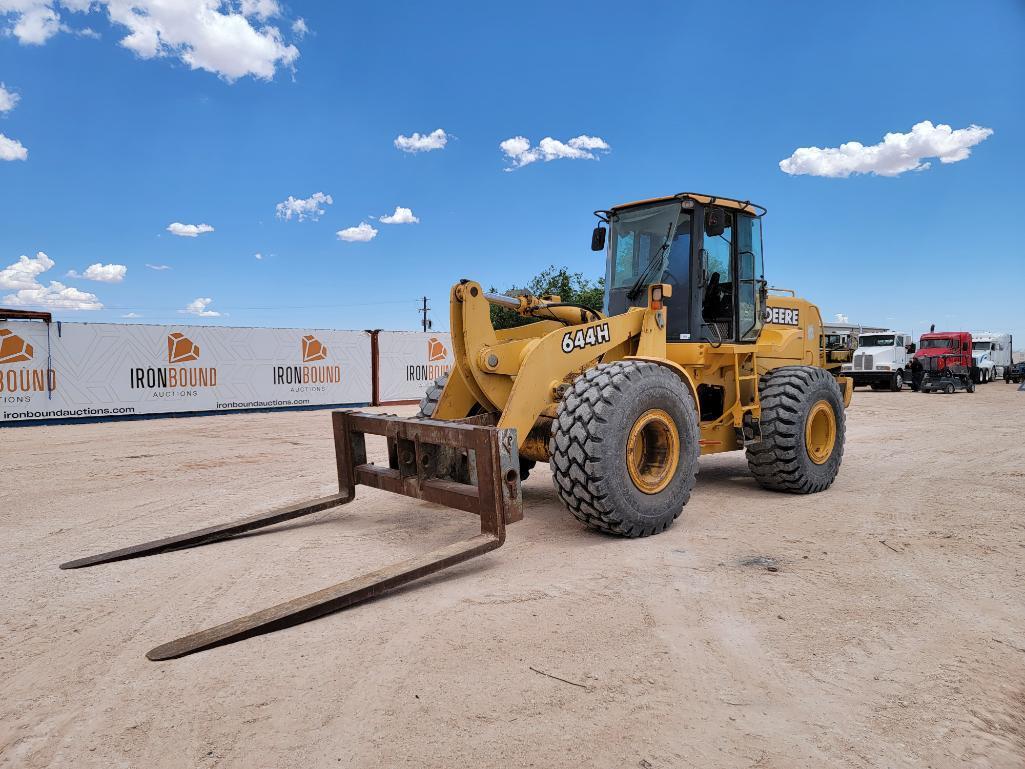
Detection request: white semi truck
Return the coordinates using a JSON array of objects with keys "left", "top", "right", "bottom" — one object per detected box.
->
[
  {"left": 971, "top": 332, "right": 1013, "bottom": 383},
  {"left": 842, "top": 331, "right": 915, "bottom": 391}
]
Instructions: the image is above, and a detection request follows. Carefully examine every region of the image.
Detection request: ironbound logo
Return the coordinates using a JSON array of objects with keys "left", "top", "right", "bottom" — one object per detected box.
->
[
  {"left": 302, "top": 334, "right": 328, "bottom": 363},
  {"left": 273, "top": 335, "right": 340, "bottom": 384},
  {"left": 129, "top": 332, "right": 218, "bottom": 389},
  {"left": 0, "top": 328, "right": 57, "bottom": 393},
  {"left": 764, "top": 306, "right": 801, "bottom": 326},
  {"left": 406, "top": 336, "right": 451, "bottom": 382}
]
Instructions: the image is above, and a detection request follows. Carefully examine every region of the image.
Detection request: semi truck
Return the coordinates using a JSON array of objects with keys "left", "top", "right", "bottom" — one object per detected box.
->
[
  {"left": 842, "top": 331, "right": 914, "bottom": 391},
  {"left": 908, "top": 330, "right": 976, "bottom": 394},
  {"left": 971, "top": 332, "right": 1013, "bottom": 383}
]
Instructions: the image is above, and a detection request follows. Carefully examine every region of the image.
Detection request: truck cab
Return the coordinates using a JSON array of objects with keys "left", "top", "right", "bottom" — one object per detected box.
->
[
  {"left": 909, "top": 331, "right": 974, "bottom": 392},
  {"left": 971, "top": 332, "right": 1013, "bottom": 383},
  {"left": 842, "top": 331, "right": 913, "bottom": 391}
]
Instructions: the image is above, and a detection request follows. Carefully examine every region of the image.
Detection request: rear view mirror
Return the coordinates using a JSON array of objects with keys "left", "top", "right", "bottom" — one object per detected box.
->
[
  {"left": 705, "top": 207, "right": 727, "bottom": 237},
  {"left": 591, "top": 226, "right": 607, "bottom": 251},
  {"left": 906, "top": 343, "right": 916, "bottom": 354}
]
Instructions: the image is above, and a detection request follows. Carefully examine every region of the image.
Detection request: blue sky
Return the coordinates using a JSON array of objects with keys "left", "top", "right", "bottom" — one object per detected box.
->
[{"left": 1, "top": 0, "right": 1023, "bottom": 342}]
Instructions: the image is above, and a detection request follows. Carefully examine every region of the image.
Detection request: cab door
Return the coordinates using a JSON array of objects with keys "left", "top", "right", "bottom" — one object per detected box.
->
[{"left": 736, "top": 213, "right": 765, "bottom": 342}]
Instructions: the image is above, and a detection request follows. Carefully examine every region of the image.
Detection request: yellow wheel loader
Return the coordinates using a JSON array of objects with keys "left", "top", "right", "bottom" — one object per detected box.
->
[{"left": 63, "top": 192, "right": 853, "bottom": 659}]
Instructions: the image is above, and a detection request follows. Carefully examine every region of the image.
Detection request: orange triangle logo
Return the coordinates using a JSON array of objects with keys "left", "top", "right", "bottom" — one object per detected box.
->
[{"left": 167, "top": 332, "right": 200, "bottom": 363}]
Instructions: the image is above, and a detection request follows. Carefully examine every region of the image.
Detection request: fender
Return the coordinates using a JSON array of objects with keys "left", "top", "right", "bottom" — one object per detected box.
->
[{"left": 624, "top": 355, "right": 700, "bottom": 408}]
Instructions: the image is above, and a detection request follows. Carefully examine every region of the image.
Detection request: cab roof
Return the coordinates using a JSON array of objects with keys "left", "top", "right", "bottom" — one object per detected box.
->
[{"left": 610, "top": 192, "right": 766, "bottom": 217}]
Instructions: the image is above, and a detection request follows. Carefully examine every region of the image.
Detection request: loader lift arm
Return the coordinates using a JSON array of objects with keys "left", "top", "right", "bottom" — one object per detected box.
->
[
  {"left": 441, "top": 280, "right": 689, "bottom": 457},
  {"left": 61, "top": 411, "right": 521, "bottom": 660}
]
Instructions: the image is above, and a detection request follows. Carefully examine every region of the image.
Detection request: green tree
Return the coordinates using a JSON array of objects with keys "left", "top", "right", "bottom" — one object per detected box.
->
[{"left": 489, "top": 265, "right": 605, "bottom": 330}]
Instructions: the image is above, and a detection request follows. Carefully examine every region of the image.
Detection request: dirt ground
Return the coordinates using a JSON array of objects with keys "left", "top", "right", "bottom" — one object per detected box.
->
[{"left": 2, "top": 383, "right": 1024, "bottom": 769}]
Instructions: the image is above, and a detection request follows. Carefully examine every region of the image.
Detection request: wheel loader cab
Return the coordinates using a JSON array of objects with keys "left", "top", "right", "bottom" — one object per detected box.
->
[{"left": 602, "top": 194, "right": 766, "bottom": 345}]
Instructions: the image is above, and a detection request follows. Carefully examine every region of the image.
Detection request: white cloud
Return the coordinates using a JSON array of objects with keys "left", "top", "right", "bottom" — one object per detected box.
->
[
  {"left": 146, "top": 263, "right": 171, "bottom": 270},
  {"left": 0, "top": 0, "right": 301, "bottom": 80},
  {"left": 254, "top": 252, "right": 263, "bottom": 260},
  {"left": 336, "top": 222, "right": 377, "bottom": 242},
  {"left": 500, "top": 134, "right": 610, "bottom": 170},
  {"left": 122, "top": 312, "right": 141, "bottom": 318},
  {"left": 835, "top": 313, "right": 850, "bottom": 324},
  {"left": 379, "top": 206, "right": 419, "bottom": 225},
  {"left": 167, "top": 221, "right": 214, "bottom": 237},
  {"left": 0, "top": 133, "right": 28, "bottom": 161},
  {"left": 180, "top": 296, "right": 221, "bottom": 317},
  {"left": 0, "top": 251, "right": 54, "bottom": 289},
  {"left": 0, "top": 250, "right": 102, "bottom": 309},
  {"left": 1, "top": 0, "right": 61, "bottom": 44},
  {"left": 240, "top": 0, "right": 278, "bottom": 20},
  {"left": 0, "top": 82, "right": 20, "bottom": 113},
  {"left": 394, "top": 128, "right": 447, "bottom": 153},
  {"left": 291, "top": 17, "right": 306, "bottom": 37},
  {"left": 5, "top": 281, "right": 103, "bottom": 310},
  {"left": 67, "top": 262, "right": 127, "bottom": 283},
  {"left": 275, "top": 191, "right": 332, "bottom": 222},
  {"left": 779, "top": 120, "right": 994, "bottom": 178}
]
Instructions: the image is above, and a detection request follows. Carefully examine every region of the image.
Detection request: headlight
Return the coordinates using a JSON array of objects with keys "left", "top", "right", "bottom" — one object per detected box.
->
[
  {"left": 842, "top": 364, "right": 852, "bottom": 370},
  {"left": 875, "top": 365, "right": 891, "bottom": 371}
]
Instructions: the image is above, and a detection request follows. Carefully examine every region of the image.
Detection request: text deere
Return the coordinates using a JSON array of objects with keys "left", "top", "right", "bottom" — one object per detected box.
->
[{"left": 764, "top": 306, "right": 801, "bottom": 327}]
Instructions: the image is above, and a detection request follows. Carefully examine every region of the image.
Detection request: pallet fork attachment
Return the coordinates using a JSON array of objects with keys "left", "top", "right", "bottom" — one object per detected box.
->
[{"left": 60, "top": 411, "right": 522, "bottom": 660}]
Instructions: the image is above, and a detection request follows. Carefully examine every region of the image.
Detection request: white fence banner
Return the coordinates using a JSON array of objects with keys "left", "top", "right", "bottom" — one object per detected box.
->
[
  {"left": 376, "top": 331, "right": 454, "bottom": 403},
  {"left": 0, "top": 321, "right": 372, "bottom": 422}
]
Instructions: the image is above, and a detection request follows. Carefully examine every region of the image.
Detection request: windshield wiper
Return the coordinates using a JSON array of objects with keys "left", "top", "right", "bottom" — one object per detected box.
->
[{"left": 627, "top": 222, "right": 674, "bottom": 300}]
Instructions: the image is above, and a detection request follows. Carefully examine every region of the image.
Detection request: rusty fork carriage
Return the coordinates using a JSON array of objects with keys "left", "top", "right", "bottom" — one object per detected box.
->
[{"left": 60, "top": 411, "right": 523, "bottom": 660}]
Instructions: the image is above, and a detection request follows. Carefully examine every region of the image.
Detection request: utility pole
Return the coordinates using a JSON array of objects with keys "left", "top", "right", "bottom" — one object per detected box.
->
[{"left": 418, "top": 296, "right": 431, "bottom": 332}]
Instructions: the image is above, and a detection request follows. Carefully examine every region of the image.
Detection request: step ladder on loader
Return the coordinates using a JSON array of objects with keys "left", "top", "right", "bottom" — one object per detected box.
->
[{"left": 60, "top": 410, "right": 522, "bottom": 661}]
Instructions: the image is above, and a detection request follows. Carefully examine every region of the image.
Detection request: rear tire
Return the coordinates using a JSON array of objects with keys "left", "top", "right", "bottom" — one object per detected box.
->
[
  {"left": 550, "top": 361, "right": 700, "bottom": 537},
  {"left": 746, "top": 366, "right": 845, "bottom": 494}
]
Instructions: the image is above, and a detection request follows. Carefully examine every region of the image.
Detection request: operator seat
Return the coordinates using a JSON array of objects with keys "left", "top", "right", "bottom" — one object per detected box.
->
[{"left": 702, "top": 271, "right": 733, "bottom": 341}]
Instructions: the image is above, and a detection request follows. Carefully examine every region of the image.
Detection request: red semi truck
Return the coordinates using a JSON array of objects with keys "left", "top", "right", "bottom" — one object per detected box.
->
[{"left": 908, "top": 330, "right": 976, "bottom": 394}]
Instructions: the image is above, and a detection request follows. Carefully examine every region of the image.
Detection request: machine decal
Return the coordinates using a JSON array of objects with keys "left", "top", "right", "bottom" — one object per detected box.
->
[
  {"left": 562, "top": 322, "right": 611, "bottom": 353},
  {"left": 764, "top": 306, "right": 801, "bottom": 326}
]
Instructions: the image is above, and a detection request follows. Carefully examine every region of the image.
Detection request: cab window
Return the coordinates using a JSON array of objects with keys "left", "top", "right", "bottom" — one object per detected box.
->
[
  {"left": 736, "top": 214, "right": 764, "bottom": 341},
  {"left": 700, "top": 213, "right": 734, "bottom": 341}
]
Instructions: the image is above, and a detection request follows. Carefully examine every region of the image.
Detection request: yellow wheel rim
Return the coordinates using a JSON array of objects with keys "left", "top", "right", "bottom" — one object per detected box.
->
[
  {"left": 805, "top": 400, "right": 837, "bottom": 465},
  {"left": 626, "top": 409, "right": 680, "bottom": 494}
]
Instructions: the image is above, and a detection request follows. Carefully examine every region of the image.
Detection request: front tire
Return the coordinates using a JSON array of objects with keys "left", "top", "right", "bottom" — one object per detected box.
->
[
  {"left": 746, "top": 366, "right": 845, "bottom": 493},
  {"left": 418, "top": 373, "right": 536, "bottom": 480},
  {"left": 891, "top": 371, "right": 904, "bottom": 391},
  {"left": 550, "top": 361, "right": 700, "bottom": 537}
]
